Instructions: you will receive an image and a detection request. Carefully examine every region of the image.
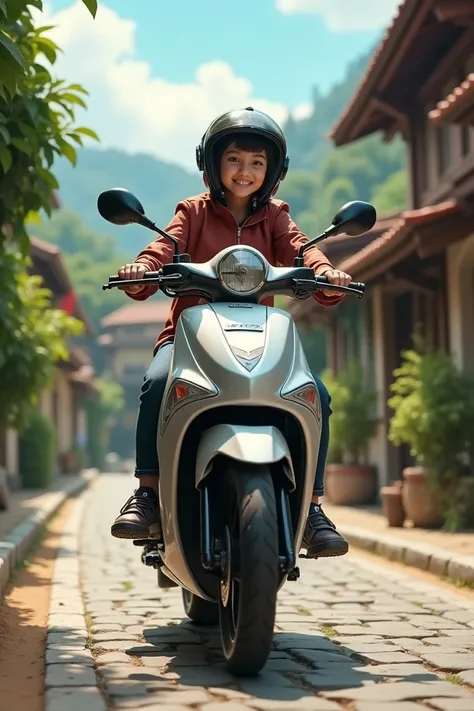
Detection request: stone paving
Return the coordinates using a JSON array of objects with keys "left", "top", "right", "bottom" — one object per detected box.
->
[{"left": 46, "top": 474, "right": 474, "bottom": 710}]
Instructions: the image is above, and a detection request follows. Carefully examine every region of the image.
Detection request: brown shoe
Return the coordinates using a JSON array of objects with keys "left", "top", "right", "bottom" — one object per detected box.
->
[
  {"left": 302, "top": 504, "right": 349, "bottom": 558},
  {"left": 111, "top": 488, "right": 161, "bottom": 540}
]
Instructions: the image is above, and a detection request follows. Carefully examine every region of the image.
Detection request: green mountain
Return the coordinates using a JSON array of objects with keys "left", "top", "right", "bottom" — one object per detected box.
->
[
  {"left": 53, "top": 148, "right": 202, "bottom": 252},
  {"left": 285, "top": 50, "right": 374, "bottom": 171}
]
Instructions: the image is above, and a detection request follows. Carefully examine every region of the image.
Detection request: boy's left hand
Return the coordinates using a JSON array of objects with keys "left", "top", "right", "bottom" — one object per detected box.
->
[{"left": 316, "top": 267, "right": 352, "bottom": 297}]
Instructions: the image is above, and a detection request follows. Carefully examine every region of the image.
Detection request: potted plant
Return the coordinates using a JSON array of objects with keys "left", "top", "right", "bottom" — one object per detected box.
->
[
  {"left": 388, "top": 346, "right": 474, "bottom": 530},
  {"left": 321, "top": 360, "right": 378, "bottom": 505},
  {"left": 380, "top": 479, "right": 405, "bottom": 527}
]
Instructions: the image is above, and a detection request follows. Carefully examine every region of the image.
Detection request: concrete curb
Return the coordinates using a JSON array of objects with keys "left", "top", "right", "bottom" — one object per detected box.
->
[
  {"left": 338, "top": 521, "right": 474, "bottom": 586},
  {"left": 0, "top": 468, "right": 98, "bottom": 599},
  {"left": 45, "top": 487, "right": 106, "bottom": 711}
]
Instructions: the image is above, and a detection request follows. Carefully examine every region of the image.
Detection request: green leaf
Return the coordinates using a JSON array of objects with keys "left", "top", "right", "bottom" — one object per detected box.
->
[
  {"left": 56, "top": 138, "right": 77, "bottom": 165},
  {"left": 43, "top": 144, "right": 54, "bottom": 167},
  {"left": 0, "top": 56, "right": 19, "bottom": 97},
  {"left": 65, "top": 83, "right": 88, "bottom": 94},
  {"left": 38, "top": 167, "right": 59, "bottom": 189},
  {"left": 18, "top": 121, "right": 37, "bottom": 143},
  {"left": 67, "top": 132, "right": 83, "bottom": 146},
  {"left": 35, "top": 37, "right": 58, "bottom": 64},
  {"left": 58, "top": 92, "right": 87, "bottom": 108},
  {"left": 81, "top": 0, "right": 98, "bottom": 18},
  {"left": 34, "top": 25, "right": 56, "bottom": 35},
  {"left": 10, "top": 137, "right": 31, "bottom": 154},
  {"left": 25, "top": 211, "right": 42, "bottom": 227},
  {"left": 0, "top": 124, "right": 11, "bottom": 144},
  {"left": 74, "top": 126, "right": 100, "bottom": 141},
  {"left": 0, "top": 143, "right": 12, "bottom": 173},
  {"left": 0, "top": 0, "right": 6, "bottom": 17},
  {"left": 0, "top": 32, "right": 25, "bottom": 68}
]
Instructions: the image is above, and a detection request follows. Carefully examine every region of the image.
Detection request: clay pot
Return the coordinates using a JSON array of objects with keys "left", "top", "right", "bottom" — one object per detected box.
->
[
  {"left": 402, "top": 466, "right": 443, "bottom": 528},
  {"left": 325, "top": 464, "right": 376, "bottom": 505},
  {"left": 380, "top": 483, "right": 405, "bottom": 527}
]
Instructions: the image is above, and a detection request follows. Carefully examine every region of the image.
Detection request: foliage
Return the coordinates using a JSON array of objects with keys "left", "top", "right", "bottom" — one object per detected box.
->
[
  {"left": 321, "top": 360, "right": 377, "bottom": 465},
  {"left": 388, "top": 348, "right": 474, "bottom": 479},
  {"left": 86, "top": 376, "right": 124, "bottom": 470},
  {"left": 0, "top": 252, "right": 84, "bottom": 427},
  {"left": 19, "top": 410, "right": 56, "bottom": 488},
  {"left": 279, "top": 48, "right": 408, "bottom": 235},
  {"left": 52, "top": 148, "right": 202, "bottom": 251},
  {"left": 371, "top": 169, "right": 408, "bottom": 216},
  {"left": 0, "top": 1, "right": 97, "bottom": 99},
  {"left": 0, "top": 4, "right": 99, "bottom": 242},
  {"left": 0, "top": 0, "right": 98, "bottom": 427},
  {"left": 32, "top": 209, "right": 133, "bottom": 329}
]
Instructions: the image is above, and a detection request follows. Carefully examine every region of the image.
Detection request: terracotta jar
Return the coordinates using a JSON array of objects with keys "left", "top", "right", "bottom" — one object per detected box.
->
[
  {"left": 402, "top": 466, "right": 443, "bottom": 528},
  {"left": 325, "top": 464, "right": 376, "bottom": 505},
  {"left": 380, "top": 482, "right": 405, "bottom": 527}
]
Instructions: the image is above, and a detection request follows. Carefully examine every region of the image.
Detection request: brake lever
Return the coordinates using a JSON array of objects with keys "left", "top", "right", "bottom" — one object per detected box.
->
[{"left": 292, "top": 278, "right": 365, "bottom": 299}]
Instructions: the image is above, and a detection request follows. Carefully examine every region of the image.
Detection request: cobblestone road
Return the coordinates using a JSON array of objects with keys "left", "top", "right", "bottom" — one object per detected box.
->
[{"left": 46, "top": 475, "right": 474, "bottom": 710}]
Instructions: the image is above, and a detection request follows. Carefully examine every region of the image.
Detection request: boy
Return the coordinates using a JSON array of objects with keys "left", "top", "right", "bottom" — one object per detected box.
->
[{"left": 112, "top": 107, "right": 352, "bottom": 558}]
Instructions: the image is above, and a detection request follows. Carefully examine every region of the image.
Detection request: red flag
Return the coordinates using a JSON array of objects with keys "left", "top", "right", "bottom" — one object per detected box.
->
[{"left": 60, "top": 289, "right": 76, "bottom": 316}]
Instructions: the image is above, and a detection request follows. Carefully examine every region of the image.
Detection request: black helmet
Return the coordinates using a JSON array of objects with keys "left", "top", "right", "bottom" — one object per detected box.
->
[{"left": 196, "top": 107, "right": 290, "bottom": 209}]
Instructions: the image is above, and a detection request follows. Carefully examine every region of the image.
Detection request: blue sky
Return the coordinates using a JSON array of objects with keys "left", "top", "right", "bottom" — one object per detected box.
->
[
  {"left": 50, "top": 0, "right": 385, "bottom": 107},
  {"left": 45, "top": 1, "right": 400, "bottom": 168}
]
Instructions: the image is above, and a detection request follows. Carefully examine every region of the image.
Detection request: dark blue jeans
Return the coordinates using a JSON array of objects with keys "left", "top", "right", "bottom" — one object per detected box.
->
[{"left": 135, "top": 342, "right": 331, "bottom": 496}]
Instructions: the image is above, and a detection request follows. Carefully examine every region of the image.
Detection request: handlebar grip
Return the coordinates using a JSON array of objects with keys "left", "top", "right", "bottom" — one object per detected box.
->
[
  {"left": 316, "top": 275, "right": 365, "bottom": 293},
  {"left": 107, "top": 271, "right": 162, "bottom": 283}
]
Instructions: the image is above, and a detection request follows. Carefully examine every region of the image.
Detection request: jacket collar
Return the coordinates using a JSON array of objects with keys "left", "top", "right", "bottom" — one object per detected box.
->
[{"left": 208, "top": 193, "right": 268, "bottom": 227}]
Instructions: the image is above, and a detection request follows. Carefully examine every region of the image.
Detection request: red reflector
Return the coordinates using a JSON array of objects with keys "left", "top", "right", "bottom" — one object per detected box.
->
[
  {"left": 304, "top": 387, "right": 316, "bottom": 404},
  {"left": 174, "top": 383, "right": 189, "bottom": 400}
]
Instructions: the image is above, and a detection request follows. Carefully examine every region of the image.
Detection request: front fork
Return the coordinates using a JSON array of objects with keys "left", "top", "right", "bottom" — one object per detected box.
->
[{"left": 200, "top": 480, "right": 300, "bottom": 582}]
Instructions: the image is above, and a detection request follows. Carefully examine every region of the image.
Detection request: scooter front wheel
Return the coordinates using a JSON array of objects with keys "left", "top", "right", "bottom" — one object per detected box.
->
[
  {"left": 218, "top": 465, "right": 279, "bottom": 676},
  {"left": 182, "top": 588, "right": 219, "bottom": 625}
]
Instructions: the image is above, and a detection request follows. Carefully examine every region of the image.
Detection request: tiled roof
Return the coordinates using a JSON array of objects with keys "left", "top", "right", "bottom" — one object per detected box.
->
[
  {"left": 101, "top": 300, "right": 170, "bottom": 328},
  {"left": 338, "top": 200, "right": 459, "bottom": 274},
  {"left": 329, "top": 0, "right": 414, "bottom": 142},
  {"left": 429, "top": 73, "right": 474, "bottom": 125}
]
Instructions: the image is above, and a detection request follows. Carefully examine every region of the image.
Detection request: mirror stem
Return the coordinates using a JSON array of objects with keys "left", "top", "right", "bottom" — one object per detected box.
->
[
  {"left": 138, "top": 215, "right": 180, "bottom": 256},
  {"left": 296, "top": 224, "right": 338, "bottom": 261}
]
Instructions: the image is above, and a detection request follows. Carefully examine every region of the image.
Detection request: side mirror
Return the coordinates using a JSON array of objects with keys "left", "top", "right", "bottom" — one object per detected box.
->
[
  {"left": 97, "top": 188, "right": 146, "bottom": 226},
  {"left": 331, "top": 200, "right": 377, "bottom": 236}
]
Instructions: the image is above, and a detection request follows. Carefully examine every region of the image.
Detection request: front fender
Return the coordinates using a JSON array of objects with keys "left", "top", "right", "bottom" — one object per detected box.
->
[{"left": 195, "top": 424, "right": 295, "bottom": 489}]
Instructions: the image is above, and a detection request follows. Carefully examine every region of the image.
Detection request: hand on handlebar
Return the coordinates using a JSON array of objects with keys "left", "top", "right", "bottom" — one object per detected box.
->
[
  {"left": 317, "top": 268, "right": 352, "bottom": 297},
  {"left": 117, "top": 263, "right": 147, "bottom": 294}
]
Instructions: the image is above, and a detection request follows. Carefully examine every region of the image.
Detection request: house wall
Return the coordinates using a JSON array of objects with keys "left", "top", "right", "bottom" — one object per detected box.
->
[
  {"left": 54, "top": 370, "right": 74, "bottom": 454},
  {"left": 6, "top": 429, "right": 18, "bottom": 478},
  {"left": 447, "top": 233, "right": 474, "bottom": 371}
]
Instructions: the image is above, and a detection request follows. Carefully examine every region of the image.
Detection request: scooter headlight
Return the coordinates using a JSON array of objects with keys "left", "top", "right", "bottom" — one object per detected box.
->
[{"left": 217, "top": 248, "right": 267, "bottom": 295}]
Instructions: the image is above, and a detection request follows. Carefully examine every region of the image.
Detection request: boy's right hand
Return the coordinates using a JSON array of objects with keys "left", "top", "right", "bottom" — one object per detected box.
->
[{"left": 117, "top": 263, "right": 147, "bottom": 294}]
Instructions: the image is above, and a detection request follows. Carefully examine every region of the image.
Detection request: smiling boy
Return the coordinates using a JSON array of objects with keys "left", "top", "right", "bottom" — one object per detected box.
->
[{"left": 112, "top": 107, "right": 352, "bottom": 559}]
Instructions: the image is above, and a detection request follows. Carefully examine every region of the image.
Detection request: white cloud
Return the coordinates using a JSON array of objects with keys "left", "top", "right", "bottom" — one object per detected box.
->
[
  {"left": 276, "top": 0, "right": 400, "bottom": 31},
  {"left": 38, "top": 2, "right": 307, "bottom": 170},
  {"left": 291, "top": 103, "right": 313, "bottom": 120}
]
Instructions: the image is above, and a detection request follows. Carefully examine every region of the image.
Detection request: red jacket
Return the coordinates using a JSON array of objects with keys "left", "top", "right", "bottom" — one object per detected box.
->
[{"left": 127, "top": 193, "right": 342, "bottom": 352}]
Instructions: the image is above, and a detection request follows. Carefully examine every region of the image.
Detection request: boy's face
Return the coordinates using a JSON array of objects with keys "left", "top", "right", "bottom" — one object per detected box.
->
[{"left": 220, "top": 142, "right": 267, "bottom": 201}]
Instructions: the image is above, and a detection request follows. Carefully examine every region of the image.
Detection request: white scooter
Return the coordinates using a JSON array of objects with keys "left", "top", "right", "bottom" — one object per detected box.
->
[{"left": 99, "top": 188, "right": 376, "bottom": 675}]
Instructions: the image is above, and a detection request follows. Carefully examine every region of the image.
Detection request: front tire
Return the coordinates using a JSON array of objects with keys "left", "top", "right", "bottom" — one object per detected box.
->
[
  {"left": 218, "top": 465, "right": 279, "bottom": 676},
  {"left": 182, "top": 588, "right": 219, "bottom": 625}
]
